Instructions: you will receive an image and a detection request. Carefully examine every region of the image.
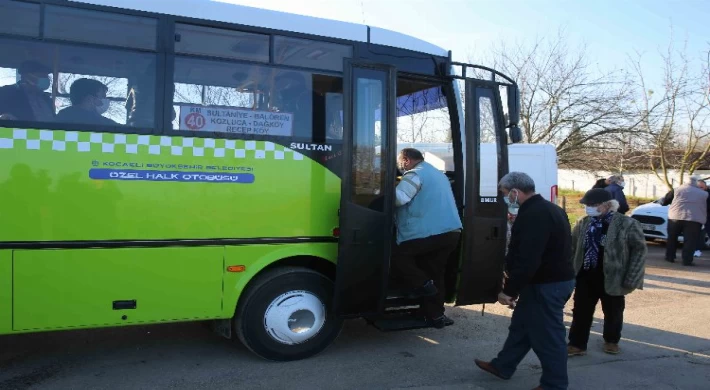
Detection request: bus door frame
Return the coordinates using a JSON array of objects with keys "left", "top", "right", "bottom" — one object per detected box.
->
[{"left": 334, "top": 59, "right": 398, "bottom": 318}]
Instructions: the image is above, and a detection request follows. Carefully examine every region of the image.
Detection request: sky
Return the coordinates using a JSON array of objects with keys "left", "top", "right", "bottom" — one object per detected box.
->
[{"left": 223, "top": 0, "right": 709, "bottom": 87}]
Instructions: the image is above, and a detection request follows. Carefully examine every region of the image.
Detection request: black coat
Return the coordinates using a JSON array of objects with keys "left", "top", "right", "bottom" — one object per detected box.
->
[
  {"left": 0, "top": 84, "right": 54, "bottom": 121},
  {"left": 592, "top": 178, "right": 608, "bottom": 189},
  {"left": 503, "top": 194, "right": 576, "bottom": 298}
]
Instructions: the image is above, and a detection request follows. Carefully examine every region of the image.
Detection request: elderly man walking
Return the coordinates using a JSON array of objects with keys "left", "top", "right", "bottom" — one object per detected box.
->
[
  {"left": 666, "top": 176, "right": 708, "bottom": 266},
  {"left": 474, "top": 172, "right": 576, "bottom": 390}
]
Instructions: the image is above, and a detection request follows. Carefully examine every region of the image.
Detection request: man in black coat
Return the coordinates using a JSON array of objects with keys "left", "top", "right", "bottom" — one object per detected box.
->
[
  {"left": 475, "top": 171, "right": 576, "bottom": 390},
  {"left": 0, "top": 61, "right": 55, "bottom": 122}
]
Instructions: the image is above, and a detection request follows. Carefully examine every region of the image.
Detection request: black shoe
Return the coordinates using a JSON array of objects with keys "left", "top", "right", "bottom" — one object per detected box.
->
[
  {"left": 664, "top": 258, "right": 676, "bottom": 263},
  {"left": 682, "top": 262, "right": 695, "bottom": 267},
  {"left": 407, "top": 280, "right": 437, "bottom": 299},
  {"left": 427, "top": 315, "right": 454, "bottom": 329}
]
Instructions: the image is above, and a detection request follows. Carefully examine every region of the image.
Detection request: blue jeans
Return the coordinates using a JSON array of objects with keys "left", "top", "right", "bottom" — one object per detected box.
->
[{"left": 491, "top": 280, "right": 575, "bottom": 390}]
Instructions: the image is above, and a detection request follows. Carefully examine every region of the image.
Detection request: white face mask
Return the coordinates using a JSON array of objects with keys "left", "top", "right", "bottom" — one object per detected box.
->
[
  {"left": 619, "top": 181, "right": 625, "bottom": 188},
  {"left": 585, "top": 206, "right": 602, "bottom": 217},
  {"left": 504, "top": 190, "right": 520, "bottom": 215},
  {"left": 96, "top": 98, "right": 110, "bottom": 115}
]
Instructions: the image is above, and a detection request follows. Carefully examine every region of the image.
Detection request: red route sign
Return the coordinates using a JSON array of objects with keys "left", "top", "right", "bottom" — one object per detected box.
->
[{"left": 184, "top": 112, "right": 206, "bottom": 130}]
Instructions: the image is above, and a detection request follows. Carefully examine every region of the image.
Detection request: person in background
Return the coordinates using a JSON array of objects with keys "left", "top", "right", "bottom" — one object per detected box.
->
[
  {"left": 694, "top": 180, "right": 710, "bottom": 257},
  {"left": 474, "top": 172, "right": 575, "bottom": 390},
  {"left": 604, "top": 175, "right": 629, "bottom": 214},
  {"left": 661, "top": 187, "right": 675, "bottom": 206},
  {"left": 567, "top": 189, "right": 647, "bottom": 357},
  {"left": 0, "top": 60, "right": 55, "bottom": 122},
  {"left": 390, "top": 148, "right": 462, "bottom": 328},
  {"left": 592, "top": 177, "right": 609, "bottom": 190},
  {"left": 57, "top": 78, "right": 117, "bottom": 126},
  {"left": 665, "top": 176, "right": 708, "bottom": 266}
]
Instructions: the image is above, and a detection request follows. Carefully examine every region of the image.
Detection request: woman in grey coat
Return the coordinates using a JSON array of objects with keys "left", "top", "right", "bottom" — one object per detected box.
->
[{"left": 567, "top": 189, "right": 647, "bottom": 356}]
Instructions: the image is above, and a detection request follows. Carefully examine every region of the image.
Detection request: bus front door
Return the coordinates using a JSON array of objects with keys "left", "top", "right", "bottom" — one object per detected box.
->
[
  {"left": 456, "top": 80, "right": 510, "bottom": 306},
  {"left": 334, "top": 60, "right": 397, "bottom": 318}
]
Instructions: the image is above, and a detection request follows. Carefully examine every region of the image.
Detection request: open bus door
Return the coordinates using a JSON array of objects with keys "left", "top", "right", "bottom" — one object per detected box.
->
[
  {"left": 334, "top": 59, "right": 397, "bottom": 318},
  {"left": 455, "top": 74, "right": 515, "bottom": 306}
]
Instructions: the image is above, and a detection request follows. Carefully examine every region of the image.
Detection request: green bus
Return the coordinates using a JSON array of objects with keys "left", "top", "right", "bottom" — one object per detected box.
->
[{"left": 0, "top": 0, "right": 522, "bottom": 361}]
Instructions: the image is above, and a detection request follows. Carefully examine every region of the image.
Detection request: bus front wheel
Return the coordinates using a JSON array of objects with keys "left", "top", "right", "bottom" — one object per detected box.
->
[{"left": 234, "top": 266, "right": 343, "bottom": 361}]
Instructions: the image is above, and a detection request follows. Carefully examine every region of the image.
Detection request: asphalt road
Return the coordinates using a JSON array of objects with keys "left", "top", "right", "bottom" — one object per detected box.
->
[{"left": 2, "top": 244, "right": 709, "bottom": 390}]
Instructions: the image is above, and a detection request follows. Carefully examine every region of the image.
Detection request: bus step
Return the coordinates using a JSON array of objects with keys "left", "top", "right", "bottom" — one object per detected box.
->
[
  {"left": 368, "top": 310, "right": 430, "bottom": 332},
  {"left": 384, "top": 297, "right": 421, "bottom": 309},
  {"left": 368, "top": 315, "right": 432, "bottom": 332},
  {"left": 385, "top": 287, "right": 423, "bottom": 308},
  {"left": 385, "top": 287, "right": 409, "bottom": 299}
]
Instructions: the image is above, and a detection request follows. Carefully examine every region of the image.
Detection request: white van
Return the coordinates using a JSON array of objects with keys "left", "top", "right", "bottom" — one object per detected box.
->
[
  {"left": 398, "top": 142, "right": 558, "bottom": 201},
  {"left": 480, "top": 143, "right": 558, "bottom": 201}
]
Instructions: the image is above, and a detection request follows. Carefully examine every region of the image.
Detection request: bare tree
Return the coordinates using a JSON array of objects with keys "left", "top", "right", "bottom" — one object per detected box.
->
[
  {"left": 481, "top": 29, "right": 638, "bottom": 166},
  {"left": 396, "top": 86, "right": 450, "bottom": 144},
  {"left": 630, "top": 36, "right": 710, "bottom": 190}
]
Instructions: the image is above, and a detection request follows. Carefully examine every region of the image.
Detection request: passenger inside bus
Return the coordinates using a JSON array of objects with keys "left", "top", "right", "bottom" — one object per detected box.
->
[
  {"left": 325, "top": 93, "right": 343, "bottom": 140},
  {"left": 56, "top": 78, "right": 118, "bottom": 126},
  {"left": 0, "top": 60, "right": 55, "bottom": 122},
  {"left": 272, "top": 71, "right": 312, "bottom": 134}
]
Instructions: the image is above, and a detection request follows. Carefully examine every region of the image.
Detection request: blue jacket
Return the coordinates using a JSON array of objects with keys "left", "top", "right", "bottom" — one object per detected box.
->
[
  {"left": 605, "top": 183, "right": 629, "bottom": 214},
  {"left": 395, "top": 161, "right": 462, "bottom": 244}
]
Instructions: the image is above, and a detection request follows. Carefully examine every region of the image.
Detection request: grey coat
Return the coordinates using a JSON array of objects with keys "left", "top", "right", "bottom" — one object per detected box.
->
[{"left": 571, "top": 213, "right": 647, "bottom": 296}]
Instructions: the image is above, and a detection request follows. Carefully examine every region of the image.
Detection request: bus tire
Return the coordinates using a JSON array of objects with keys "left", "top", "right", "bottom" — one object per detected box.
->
[{"left": 234, "top": 266, "right": 343, "bottom": 361}]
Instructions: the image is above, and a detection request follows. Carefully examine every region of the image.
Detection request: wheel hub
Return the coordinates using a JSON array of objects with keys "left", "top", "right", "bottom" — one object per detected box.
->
[{"left": 263, "top": 290, "right": 326, "bottom": 345}]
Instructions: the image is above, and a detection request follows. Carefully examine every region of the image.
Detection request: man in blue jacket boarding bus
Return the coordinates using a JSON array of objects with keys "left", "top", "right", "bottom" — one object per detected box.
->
[{"left": 390, "top": 148, "right": 462, "bottom": 329}]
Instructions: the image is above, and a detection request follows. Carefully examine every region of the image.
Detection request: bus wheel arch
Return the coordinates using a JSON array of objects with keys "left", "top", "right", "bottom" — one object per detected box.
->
[{"left": 232, "top": 258, "right": 341, "bottom": 361}]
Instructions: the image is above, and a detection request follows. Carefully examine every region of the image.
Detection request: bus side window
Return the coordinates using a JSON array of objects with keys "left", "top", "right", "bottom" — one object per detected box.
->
[
  {"left": 171, "top": 58, "right": 344, "bottom": 146},
  {"left": 0, "top": 4, "right": 158, "bottom": 130}
]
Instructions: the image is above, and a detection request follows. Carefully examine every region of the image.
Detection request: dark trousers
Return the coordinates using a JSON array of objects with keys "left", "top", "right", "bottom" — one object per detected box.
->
[
  {"left": 390, "top": 231, "right": 460, "bottom": 319},
  {"left": 490, "top": 280, "right": 575, "bottom": 390},
  {"left": 696, "top": 224, "right": 710, "bottom": 251},
  {"left": 568, "top": 271, "right": 625, "bottom": 349},
  {"left": 666, "top": 219, "right": 701, "bottom": 265}
]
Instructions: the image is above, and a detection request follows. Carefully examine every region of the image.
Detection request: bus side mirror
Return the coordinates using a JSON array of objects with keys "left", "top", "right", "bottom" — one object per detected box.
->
[{"left": 507, "top": 85, "right": 522, "bottom": 143}]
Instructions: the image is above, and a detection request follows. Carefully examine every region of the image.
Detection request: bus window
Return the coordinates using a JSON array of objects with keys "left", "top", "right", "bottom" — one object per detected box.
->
[
  {"left": 44, "top": 5, "right": 157, "bottom": 50},
  {"left": 0, "top": 1, "right": 40, "bottom": 38},
  {"left": 171, "top": 56, "right": 343, "bottom": 143},
  {"left": 0, "top": 39, "right": 156, "bottom": 128},
  {"left": 274, "top": 36, "right": 352, "bottom": 72},
  {"left": 175, "top": 23, "right": 269, "bottom": 63},
  {"left": 479, "top": 90, "right": 500, "bottom": 198},
  {"left": 395, "top": 79, "right": 452, "bottom": 172}
]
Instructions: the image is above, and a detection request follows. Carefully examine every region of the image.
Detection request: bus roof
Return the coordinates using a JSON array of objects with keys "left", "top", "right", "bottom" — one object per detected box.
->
[{"left": 68, "top": 0, "right": 449, "bottom": 57}]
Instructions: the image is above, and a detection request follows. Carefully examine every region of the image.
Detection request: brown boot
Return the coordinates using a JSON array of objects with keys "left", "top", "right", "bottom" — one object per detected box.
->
[
  {"left": 474, "top": 359, "right": 510, "bottom": 380},
  {"left": 567, "top": 345, "right": 587, "bottom": 357},
  {"left": 603, "top": 343, "right": 620, "bottom": 354}
]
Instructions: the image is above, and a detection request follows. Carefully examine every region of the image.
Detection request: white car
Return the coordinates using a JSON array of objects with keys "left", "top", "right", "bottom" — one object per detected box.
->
[{"left": 630, "top": 199, "right": 708, "bottom": 246}]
